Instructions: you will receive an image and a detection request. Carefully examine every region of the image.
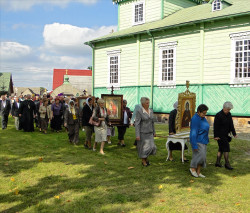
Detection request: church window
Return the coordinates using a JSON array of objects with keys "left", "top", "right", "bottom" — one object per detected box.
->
[
  {"left": 212, "top": 0, "right": 222, "bottom": 12},
  {"left": 230, "top": 31, "right": 250, "bottom": 84},
  {"left": 158, "top": 42, "right": 177, "bottom": 86},
  {"left": 107, "top": 50, "right": 121, "bottom": 88},
  {"left": 234, "top": 40, "right": 250, "bottom": 79},
  {"left": 133, "top": 1, "right": 145, "bottom": 25}
]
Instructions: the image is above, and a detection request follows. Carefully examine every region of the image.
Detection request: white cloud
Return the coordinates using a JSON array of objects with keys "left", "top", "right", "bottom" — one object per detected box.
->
[
  {"left": 42, "top": 23, "right": 117, "bottom": 56},
  {"left": 39, "top": 54, "right": 91, "bottom": 68},
  {"left": 0, "top": 0, "right": 98, "bottom": 11},
  {"left": 0, "top": 24, "right": 116, "bottom": 90},
  {"left": 12, "top": 23, "right": 38, "bottom": 30},
  {"left": 0, "top": 42, "right": 31, "bottom": 60}
]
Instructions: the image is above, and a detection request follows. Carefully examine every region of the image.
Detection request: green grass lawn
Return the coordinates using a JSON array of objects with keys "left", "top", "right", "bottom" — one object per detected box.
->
[{"left": 0, "top": 118, "right": 249, "bottom": 213}]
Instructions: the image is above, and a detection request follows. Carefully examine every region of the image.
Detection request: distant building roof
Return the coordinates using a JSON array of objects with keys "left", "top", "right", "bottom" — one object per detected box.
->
[
  {"left": 51, "top": 83, "right": 82, "bottom": 97},
  {"left": 53, "top": 69, "right": 92, "bottom": 90},
  {"left": 14, "top": 87, "right": 45, "bottom": 96}
]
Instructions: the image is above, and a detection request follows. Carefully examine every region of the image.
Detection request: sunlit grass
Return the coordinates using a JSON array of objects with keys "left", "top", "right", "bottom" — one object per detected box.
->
[{"left": 0, "top": 117, "right": 249, "bottom": 212}]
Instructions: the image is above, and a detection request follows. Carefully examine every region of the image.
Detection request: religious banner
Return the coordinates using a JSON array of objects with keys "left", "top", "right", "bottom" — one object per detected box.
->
[
  {"left": 175, "top": 81, "right": 196, "bottom": 133},
  {"left": 101, "top": 87, "right": 123, "bottom": 125}
]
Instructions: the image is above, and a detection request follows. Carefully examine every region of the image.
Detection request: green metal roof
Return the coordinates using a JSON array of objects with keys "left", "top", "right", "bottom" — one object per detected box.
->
[
  {"left": 0, "top": 72, "right": 12, "bottom": 93},
  {"left": 87, "top": 0, "right": 250, "bottom": 45},
  {"left": 113, "top": 0, "right": 203, "bottom": 4},
  {"left": 209, "top": 0, "right": 233, "bottom": 4}
]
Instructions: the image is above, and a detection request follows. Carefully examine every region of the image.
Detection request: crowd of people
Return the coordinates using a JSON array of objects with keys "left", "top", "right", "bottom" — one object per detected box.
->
[{"left": 0, "top": 93, "right": 237, "bottom": 178}]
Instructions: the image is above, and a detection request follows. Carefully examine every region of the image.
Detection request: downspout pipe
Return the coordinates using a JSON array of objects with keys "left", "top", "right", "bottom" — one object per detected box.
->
[
  {"left": 89, "top": 42, "right": 95, "bottom": 96},
  {"left": 199, "top": 23, "right": 205, "bottom": 104},
  {"left": 147, "top": 30, "right": 155, "bottom": 109}
]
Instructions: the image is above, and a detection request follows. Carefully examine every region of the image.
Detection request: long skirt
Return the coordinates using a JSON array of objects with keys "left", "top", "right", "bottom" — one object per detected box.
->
[
  {"left": 51, "top": 115, "right": 62, "bottom": 131},
  {"left": 190, "top": 143, "right": 207, "bottom": 168},
  {"left": 137, "top": 133, "right": 157, "bottom": 158},
  {"left": 40, "top": 118, "right": 49, "bottom": 130},
  {"left": 94, "top": 124, "right": 107, "bottom": 142},
  {"left": 68, "top": 121, "right": 79, "bottom": 144}
]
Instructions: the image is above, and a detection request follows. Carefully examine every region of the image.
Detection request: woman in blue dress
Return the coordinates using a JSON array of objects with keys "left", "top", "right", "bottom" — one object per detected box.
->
[{"left": 189, "top": 104, "right": 210, "bottom": 178}]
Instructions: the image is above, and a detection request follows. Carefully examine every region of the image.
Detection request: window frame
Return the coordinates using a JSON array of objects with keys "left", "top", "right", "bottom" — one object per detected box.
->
[
  {"left": 158, "top": 42, "right": 177, "bottom": 87},
  {"left": 132, "top": 1, "right": 145, "bottom": 26},
  {"left": 212, "top": 0, "right": 222, "bottom": 12},
  {"left": 230, "top": 31, "right": 250, "bottom": 85},
  {"left": 107, "top": 50, "right": 121, "bottom": 88}
]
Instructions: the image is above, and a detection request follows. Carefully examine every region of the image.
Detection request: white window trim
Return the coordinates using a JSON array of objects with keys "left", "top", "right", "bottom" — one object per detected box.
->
[
  {"left": 212, "top": 0, "right": 222, "bottom": 12},
  {"left": 107, "top": 49, "right": 121, "bottom": 89},
  {"left": 158, "top": 42, "right": 177, "bottom": 87},
  {"left": 132, "top": 1, "right": 145, "bottom": 26},
  {"left": 229, "top": 31, "right": 250, "bottom": 86}
]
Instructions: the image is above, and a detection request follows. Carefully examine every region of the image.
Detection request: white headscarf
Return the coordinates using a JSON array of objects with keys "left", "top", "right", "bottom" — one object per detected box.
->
[
  {"left": 173, "top": 101, "right": 178, "bottom": 110},
  {"left": 86, "top": 98, "right": 93, "bottom": 110},
  {"left": 68, "top": 100, "right": 75, "bottom": 114}
]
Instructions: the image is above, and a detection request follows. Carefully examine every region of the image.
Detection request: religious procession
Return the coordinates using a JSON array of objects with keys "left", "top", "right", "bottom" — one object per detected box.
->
[
  {"left": 0, "top": 89, "right": 237, "bottom": 178},
  {"left": 1, "top": 0, "right": 249, "bottom": 212}
]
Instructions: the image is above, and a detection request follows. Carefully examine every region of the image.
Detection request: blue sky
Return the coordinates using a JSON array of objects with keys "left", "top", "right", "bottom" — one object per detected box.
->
[{"left": 0, "top": 0, "right": 118, "bottom": 90}]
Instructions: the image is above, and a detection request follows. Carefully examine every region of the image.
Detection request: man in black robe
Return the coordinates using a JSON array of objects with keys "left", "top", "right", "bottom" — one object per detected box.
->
[{"left": 19, "top": 94, "right": 36, "bottom": 132}]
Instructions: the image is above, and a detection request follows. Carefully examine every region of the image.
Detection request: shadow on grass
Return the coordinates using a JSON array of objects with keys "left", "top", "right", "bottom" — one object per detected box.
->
[{"left": 0, "top": 119, "right": 250, "bottom": 212}]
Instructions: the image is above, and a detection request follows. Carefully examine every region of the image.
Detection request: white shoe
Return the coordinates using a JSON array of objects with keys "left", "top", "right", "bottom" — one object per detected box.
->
[
  {"left": 93, "top": 148, "right": 96, "bottom": 151},
  {"left": 189, "top": 168, "right": 198, "bottom": 178},
  {"left": 108, "top": 141, "right": 112, "bottom": 144},
  {"left": 198, "top": 173, "right": 206, "bottom": 178}
]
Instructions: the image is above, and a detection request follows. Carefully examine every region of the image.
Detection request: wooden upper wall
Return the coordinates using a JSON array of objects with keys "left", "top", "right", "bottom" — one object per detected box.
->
[{"left": 119, "top": 0, "right": 198, "bottom": 31}]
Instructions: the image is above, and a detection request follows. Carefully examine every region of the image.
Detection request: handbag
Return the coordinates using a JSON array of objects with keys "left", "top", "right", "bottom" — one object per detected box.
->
[
  {"left": 227, "top": 136, "right": 232, "bottom": 143},
  {"left": 89, "top": 116, "right": 101, "bottom": 127}
]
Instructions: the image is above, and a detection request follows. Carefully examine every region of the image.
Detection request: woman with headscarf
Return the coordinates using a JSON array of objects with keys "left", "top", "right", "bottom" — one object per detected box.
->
[
  {"left": 82, "top": 97, "right": 94, "bottom": 149},
  {"left": 168, "top": 101, "right": 188, "bottom": 162},
  {"left": 64, "top": 100, "right": 80, "bottom": 144},
  {"left": 63, "top": 97, "right": 70, "bottom": 132}
]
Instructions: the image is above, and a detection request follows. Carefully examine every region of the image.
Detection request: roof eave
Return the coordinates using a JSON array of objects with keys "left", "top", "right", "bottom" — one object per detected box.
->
[
  {"left": 87, "top": 11, "right": 250, "bottom": 45},
  {"left": 209, "top": 0, "right": 233, "bottom": 4},
  {"left": 113, "top": 0, "right": 203, "bottom": 4}
]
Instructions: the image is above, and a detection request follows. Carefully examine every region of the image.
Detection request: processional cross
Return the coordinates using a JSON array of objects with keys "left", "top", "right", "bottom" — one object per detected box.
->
[{"left": 111, "top": 85, "right": 114, "bottom": 95}]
